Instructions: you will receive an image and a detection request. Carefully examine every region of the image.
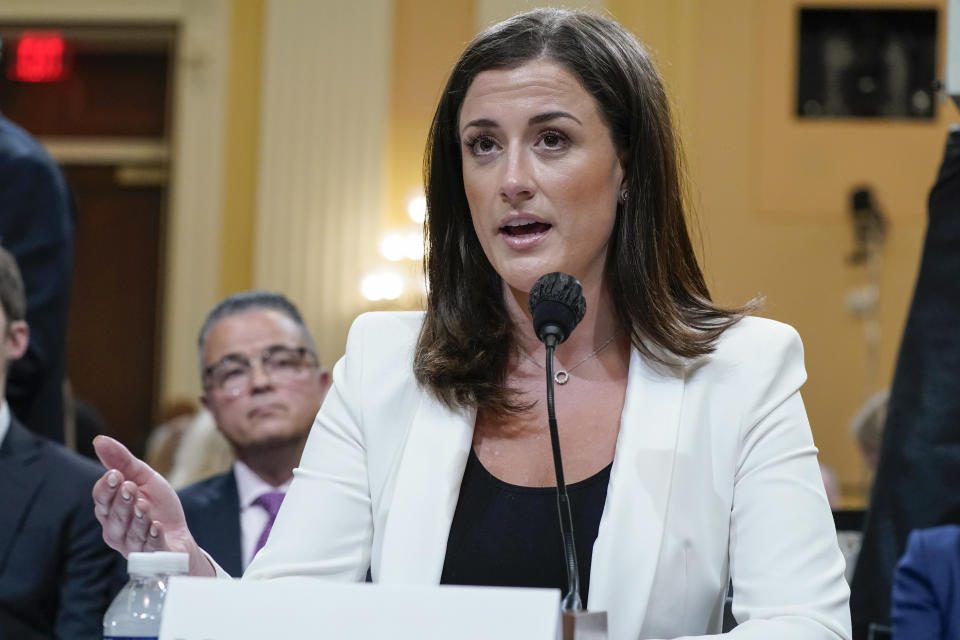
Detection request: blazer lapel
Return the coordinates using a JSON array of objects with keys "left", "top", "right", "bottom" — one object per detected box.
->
[
  {"left": 204, "top": 471, "right": 243, "bottom": 577},
  {"left": 588, "top": 347, "right": 685, "bottom": 638},
  {"left": 0, "top": 420, "right": 46, "bottom": 571},
  {"left": 221, "top": 471, "right": 244, "bottom": 576},
  {"left": 377, "top": 390, "right": 475, "bottom": 584}
]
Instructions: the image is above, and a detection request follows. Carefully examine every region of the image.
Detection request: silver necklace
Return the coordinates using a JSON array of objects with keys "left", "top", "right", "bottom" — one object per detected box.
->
[{"left": 520, "top": 335, "right": 616, "bottom": 385}]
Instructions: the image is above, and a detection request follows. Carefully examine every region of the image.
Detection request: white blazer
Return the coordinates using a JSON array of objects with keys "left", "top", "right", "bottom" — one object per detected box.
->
[{"left": 245, "top": 312, "right": 851, "bottom": 640}]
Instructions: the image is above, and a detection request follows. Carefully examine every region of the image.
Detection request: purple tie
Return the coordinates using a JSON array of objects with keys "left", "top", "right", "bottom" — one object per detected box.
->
[{"left": 253, "top": 491, "right": 285, "bottom": 555}]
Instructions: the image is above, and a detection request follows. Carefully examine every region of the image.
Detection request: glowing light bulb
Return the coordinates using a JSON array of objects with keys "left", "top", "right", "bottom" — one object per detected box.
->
[
  {"left": 407, "top": 195, "right": 427, "bottom": 224},
  {"left": 380, "top": 234, "right": 407, "bottom": 261},
  {"left": 361, "top": 271, "right": 404, "bottom": 301},
  {"left": 380, "top": 230, "right": 424, "bottom": 262}
]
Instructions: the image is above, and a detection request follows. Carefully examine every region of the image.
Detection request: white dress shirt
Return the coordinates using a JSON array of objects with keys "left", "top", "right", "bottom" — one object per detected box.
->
[
  {"left": 0, "top": 401, "right": 11, "bottom": 448},
  {"left": 233, "top": 460, "right": 292, "bottom": 570}
]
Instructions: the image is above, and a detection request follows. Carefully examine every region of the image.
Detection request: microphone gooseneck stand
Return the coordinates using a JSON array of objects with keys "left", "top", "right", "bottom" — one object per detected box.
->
[
  {"left": 529, "top": 272, "right": 607, "bottom": 639},
  {"left": 543, "top": 333, "right": 583, "bottom": 613}
]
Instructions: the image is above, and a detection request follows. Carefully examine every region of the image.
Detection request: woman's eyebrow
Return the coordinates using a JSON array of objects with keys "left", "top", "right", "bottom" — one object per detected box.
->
[
  {"left": 462, "top": 117, "right": 498, "bottom": 131},
  {"left": 529, "top": 111, "right": 582, "bottom": 125},
  {"left": 461, "top": 111, "right": 582, "bottom": 133}
]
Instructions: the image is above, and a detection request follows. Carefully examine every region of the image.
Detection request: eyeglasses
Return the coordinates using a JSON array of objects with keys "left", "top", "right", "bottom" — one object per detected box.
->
[{"left": 203, "top": 345, "right": 319, "bottom": 397}]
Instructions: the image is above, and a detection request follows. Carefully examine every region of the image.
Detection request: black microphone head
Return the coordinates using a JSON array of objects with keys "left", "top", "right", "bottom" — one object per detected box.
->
[{"left": 527, "top": 272, "right": 586, "bottom": 345}]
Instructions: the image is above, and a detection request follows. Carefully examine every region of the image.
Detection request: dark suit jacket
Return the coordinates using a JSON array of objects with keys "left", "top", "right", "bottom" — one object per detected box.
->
[
  {"left": 851, "top": 128, "right": 960, "bottom": 638},
  {"left": 0, "top": 419, "right": 125, "bottom": 639},
  {"left": 891, "top": 525, "right": 960, "bottom": 640},
  {"left": 0, "top": 114, "right": 74, "bottom": 442},
  {"left": 178, "top": 469, "right": 244, "bottom": 577}
]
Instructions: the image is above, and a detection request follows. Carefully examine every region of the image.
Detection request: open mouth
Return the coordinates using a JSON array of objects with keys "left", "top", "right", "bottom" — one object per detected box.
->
[{"left": 500, "top": 221, "right": 552, "bottom": 236}]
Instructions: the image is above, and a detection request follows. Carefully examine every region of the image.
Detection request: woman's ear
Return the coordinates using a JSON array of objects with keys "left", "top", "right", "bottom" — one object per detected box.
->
[{"left": 617, "top": 152, "right": 629, "bottom": 201}]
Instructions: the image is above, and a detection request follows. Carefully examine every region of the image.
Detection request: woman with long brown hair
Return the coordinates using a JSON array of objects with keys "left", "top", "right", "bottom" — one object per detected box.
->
[{"left": 92, "top": 9, "right": 850, "bottom": 639}]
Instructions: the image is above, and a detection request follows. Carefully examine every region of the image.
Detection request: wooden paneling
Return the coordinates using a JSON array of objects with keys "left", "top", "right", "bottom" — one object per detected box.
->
[
  {"left": 64, "top": 164, "right": 164, "bottom": 453},
  {"left": 0, "top": 24, "right": 172, "bottom": 454}
]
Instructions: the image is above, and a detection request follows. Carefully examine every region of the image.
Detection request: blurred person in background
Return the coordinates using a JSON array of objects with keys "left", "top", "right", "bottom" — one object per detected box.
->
[
  {"left": 165, "top": 408, "right": 234, "bottom": 489},
  {"left": 833, "top": 389, "right": 888, "bottom": 587},
  {"left": 851, "top": 122, "right": 960, "bottom": 638},
  {"left": 0, "top": 246, "right": 122, "bottom": 639},
  {"left": 821, "top": 463, "right": 844, "bottom": 510},
  {"left": 0, "top": 37, "right": 75, "bottom": 443},
  {"left": 849, "top": 388, "right": 889, "bottom": 475},
  {"left": 143, "top": 401, "right": 234, "bottom": 487},
  {"left": 175, "top": 291, "right": 329, "bottom": 576},
  {"left": 891, "top": 523, "right": 960, "bottom": 639},
  {"left": 143, "top": 400, "right": 201, "bottom": 478}
]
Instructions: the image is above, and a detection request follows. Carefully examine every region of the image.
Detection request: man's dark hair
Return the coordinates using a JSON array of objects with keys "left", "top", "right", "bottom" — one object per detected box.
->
[
  {"left": 0, "top": 246, "right": 27, "bottom": 325},
  {"left": 196, "top": 290, "right": 317, "bottom": 373},
  {"left": 415, "top": 8, "right": 755, "bottom": 414}
]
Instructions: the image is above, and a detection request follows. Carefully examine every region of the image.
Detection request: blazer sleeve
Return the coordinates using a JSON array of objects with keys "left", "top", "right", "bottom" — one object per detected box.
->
[
  {"left": 243, "top": 314, "right": 373, "bottom": 582},
  {"left": 55, "top": 464, "right": 126, "bottom": 639},
  {"left": 891, "top": 528, "right": 947, "bottom": 640},
  {"left": 677, "top": 322, "right": 851, "bottom": 639}
]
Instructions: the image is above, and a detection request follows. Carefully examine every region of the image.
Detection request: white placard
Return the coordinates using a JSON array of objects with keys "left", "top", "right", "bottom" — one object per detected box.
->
[{"left": 159, "top": 577, "right": 561, "bottom": 640}]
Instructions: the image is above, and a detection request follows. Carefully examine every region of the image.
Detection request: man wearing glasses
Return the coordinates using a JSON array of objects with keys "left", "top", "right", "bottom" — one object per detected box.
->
[{"left": 177, "top": 291, "right": 330, "bottom": 576}]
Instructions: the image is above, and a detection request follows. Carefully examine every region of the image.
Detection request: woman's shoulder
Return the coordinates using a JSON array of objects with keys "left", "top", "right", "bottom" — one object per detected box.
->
[
  {"left": 327, "top": 312, "right": 426, "bottom": 427},
  {"left": 349, "top": 310, "right": 425, "bottom": 333},
  {"left": 338, "top": 311, "right": 425, "bottom": 381},
  {"left": 713, "top": 315, "right": 800, "bottom": 350},
  {"left": 688, "top": 315, "right": 803, "bottom": 370},
  {"left": 672, "top": 316, "right": 807, "bottom": 403},
  {"left": 346, "top": 311, "right": 425, "bottom": 351}
]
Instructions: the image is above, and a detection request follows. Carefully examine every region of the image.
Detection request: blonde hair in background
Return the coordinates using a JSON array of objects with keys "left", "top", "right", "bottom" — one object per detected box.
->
[
  {"left": 166, "top": 408, "right": 234, "bottom": 489},
  {"left": 849, "top": 388, "right": 890, "bottom": 471}
]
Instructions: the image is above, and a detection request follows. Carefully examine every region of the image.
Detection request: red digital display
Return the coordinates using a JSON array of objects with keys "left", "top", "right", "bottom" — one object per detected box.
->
[{"left": 9, "top": 31, "right": 69, "bottom": 82}]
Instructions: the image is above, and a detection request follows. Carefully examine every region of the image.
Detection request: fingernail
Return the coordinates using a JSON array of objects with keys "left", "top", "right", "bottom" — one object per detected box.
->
[
  {"left": 134, "top": 505, "right": 143, "bottom": 519},
  {"left": 107, "top": 471, "right": 119, "bottom": 488},
  {"left": 121, "top": 486, "right": 131, "bottom": 501},
  {"left": 149, "top": 523, "right": 159, "bottom": 538}
]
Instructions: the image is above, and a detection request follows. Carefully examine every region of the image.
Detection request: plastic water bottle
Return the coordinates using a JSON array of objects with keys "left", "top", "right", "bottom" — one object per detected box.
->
[{"left": 103, "top": 551, "right": 190, "bottom": 639}]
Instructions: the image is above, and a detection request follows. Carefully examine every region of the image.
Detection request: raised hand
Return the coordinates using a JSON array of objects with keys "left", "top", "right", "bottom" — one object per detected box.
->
[{"left": 92, "top": 435, "right": 215, "bottom": 577}]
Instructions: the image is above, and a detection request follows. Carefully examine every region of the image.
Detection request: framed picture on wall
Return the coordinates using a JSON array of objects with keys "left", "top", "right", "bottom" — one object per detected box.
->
[{"left": 796, "top": 7, "right": 938, "bottom": 119}]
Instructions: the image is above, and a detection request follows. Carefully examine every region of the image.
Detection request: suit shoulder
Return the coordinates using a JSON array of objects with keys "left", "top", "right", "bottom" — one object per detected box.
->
[
  {"left": 0, "top": 119, "right": 59, "bottom": 172},
  {"left": 348, "top": 311, "right": 424, "bottom": 344},
  {"left": 178, "top": 471, "right": 234, "bottom": 507},
  {"left": 713, "top": 316, "right": 800, "bottom": 352},
  {"left": 342, "top": 311, "right": 424, "bottom": 370},
  {"left": 0, "top": 116, "right": 43, "bottom": 156},
  {"left": 702, "top": 316, "right": 803, "bottom": 367},
  {"left": 906, "top": 525, "right": 960, "bottom": 556},
  {"left": 684, "top": 316, "right": 806, "bottom": 395},
  {"left": 38, "top": 437, "right": 105, "bottom": 485}
]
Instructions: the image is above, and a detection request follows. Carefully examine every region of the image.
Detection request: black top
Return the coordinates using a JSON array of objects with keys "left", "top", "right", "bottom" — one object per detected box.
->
[{"left": 440, "top": 447, "right": 612, "bottom": 605}]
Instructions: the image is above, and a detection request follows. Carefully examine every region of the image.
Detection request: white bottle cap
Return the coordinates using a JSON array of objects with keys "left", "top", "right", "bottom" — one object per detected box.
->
[{"left": 127, "top": 551, "right": 190, "bottom": 576}]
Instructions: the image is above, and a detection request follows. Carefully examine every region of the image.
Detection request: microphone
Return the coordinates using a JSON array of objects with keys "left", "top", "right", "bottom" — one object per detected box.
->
[
  {"left": 528, "top": 272, "right": 586, "bottom": 612},
  {"left": 529, "top": 272, "right": 587, "bottom": 347}
]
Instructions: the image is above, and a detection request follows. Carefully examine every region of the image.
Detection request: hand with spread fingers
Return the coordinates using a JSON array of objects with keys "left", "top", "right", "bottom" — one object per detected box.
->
[{"left": 92, "top": 435, "right": 216, "bottom": 577}]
